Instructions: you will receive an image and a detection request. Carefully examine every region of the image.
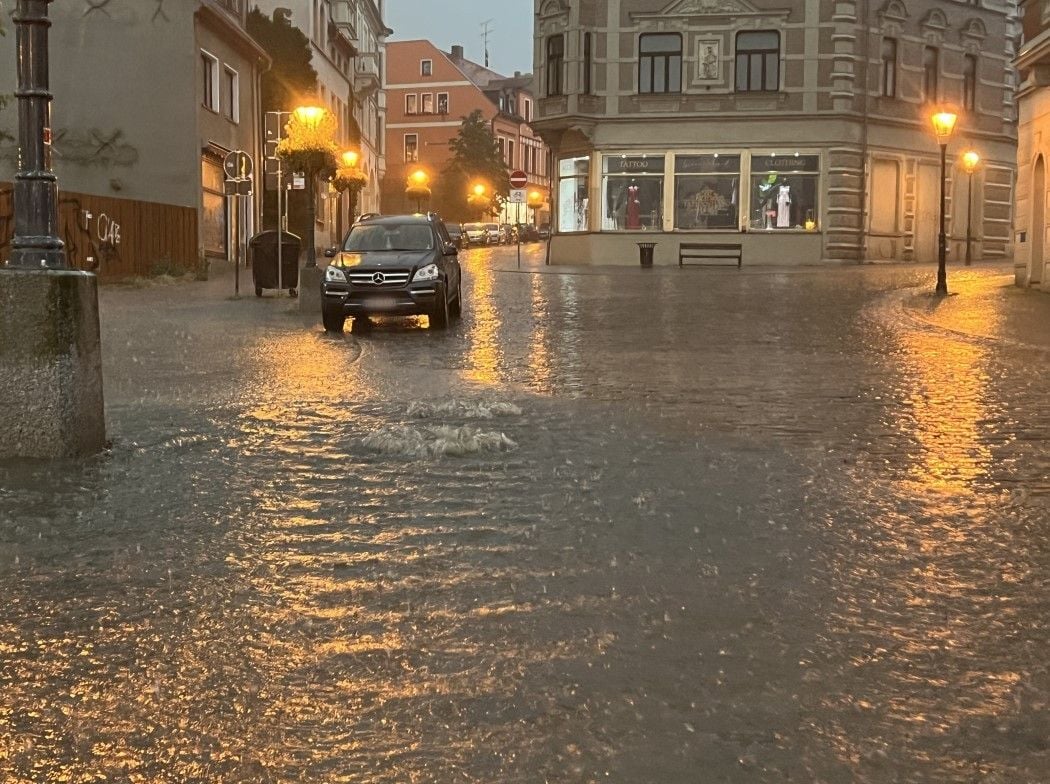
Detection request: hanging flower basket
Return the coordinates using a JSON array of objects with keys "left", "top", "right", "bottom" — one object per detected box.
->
[
  {"left": 333, "top": 168, "right": 368, "bottom": 193},
  {"left": 276, "top": 146, "right": 336, "bottom": 176},
  {"left": 405, "top": 184, "right": 431, "bottom": 200}
]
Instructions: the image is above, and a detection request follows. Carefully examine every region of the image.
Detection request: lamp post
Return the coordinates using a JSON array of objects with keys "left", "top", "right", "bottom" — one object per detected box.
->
[
  {"left": 406, "top": 168, "right": 431, "bottom": 214},
  {"left": 341, "top": 149, "right": 360, "bottom": 229},
  {"left": 930, "top": 109, "right": 959, "bottom": 296},
  {"left": 468, "top": 182, "right": 489, "bottom": 220},
  {"left": 528, "top": 190, "right": 543, "bottom": 226},
  {"left": 277, "top": 105, "right": 338, "bottom": 269},
  {"left": 961, "top": 150, "right": 980, "bottom": 266}
]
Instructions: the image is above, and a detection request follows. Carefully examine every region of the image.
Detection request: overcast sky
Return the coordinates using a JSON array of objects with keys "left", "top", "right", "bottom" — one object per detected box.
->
[{"left": 384, "top": 1, "right": 534, "bottom": 77}]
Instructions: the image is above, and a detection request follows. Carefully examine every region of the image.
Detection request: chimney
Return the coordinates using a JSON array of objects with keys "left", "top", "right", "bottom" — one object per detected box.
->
[
  {"left": 451, "top": 45, "right": 464, "bottom": 60},
  {"left": 514, "top": 71, "right": 521, "bottom": 77}
]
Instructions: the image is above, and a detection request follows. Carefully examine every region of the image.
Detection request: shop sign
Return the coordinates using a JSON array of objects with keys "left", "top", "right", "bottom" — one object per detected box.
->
[
  {"left": 675, "top": 155, "right": 741, "bottom": 174},
  {"left": 605, "top": 155, "right": 665, "bottom": 174},
  {"left": 752, "top": 154, "right": 820, "bottom": 173}
]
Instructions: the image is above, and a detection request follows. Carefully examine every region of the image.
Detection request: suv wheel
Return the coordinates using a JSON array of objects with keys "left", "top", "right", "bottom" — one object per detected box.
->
[
  {"left": 429, "top": 283, "right": 450, "bottom": 329},
  {"left": 322, "top": 303, "right": 345, "bottom": 333}
]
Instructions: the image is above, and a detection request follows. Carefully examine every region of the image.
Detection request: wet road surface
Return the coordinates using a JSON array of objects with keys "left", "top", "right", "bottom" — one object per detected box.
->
[{"left": 2, "top": 246, "right": 1049, "bottom": 782}]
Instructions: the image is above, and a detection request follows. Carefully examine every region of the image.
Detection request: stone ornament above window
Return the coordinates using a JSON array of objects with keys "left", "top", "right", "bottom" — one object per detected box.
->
[
  {"left": 537, "top": 0, "right": 569, "bottom": 36},
  {"left": 961, "top": 18, "right": 987, "bottom": 43},
  {"left": 878, "top": 0, "right": 909, "bottom": 27},
  {"left": 920, "top": 8, "right": 948, "bottom": 44},
  {"left": 635, "top": 0, "right": 767, "bottom": 19}
]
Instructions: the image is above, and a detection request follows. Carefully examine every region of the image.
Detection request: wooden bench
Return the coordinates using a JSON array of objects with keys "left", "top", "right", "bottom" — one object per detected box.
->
[{"left": 678, "top": 242, "right": 743, "bottom": 268}]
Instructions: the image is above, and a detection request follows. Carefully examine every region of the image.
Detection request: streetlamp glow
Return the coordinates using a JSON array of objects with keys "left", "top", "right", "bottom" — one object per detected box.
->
[
  {"left": 406, "top": 169, "right": 431, "bottom": 213},
  {"left": 411, "top": 169, "right": 429, "bottom": 185},
  {"left": 929, "top": 108, "right": 959, "bottom": 295},
  {"left": 960, "top": 149, "right": 981, "bottom": 265},
  {"left": 293, "top": 105, "right": 327, "bottom": 127},
  {"left": 341, "top": 150, "right": 360, "bottom": 168},
  {"left": 473, "top": 183, "right": 487, "bottom": 197}
]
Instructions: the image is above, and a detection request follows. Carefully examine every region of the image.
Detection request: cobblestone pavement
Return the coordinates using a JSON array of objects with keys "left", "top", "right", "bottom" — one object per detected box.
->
[{"left": 2, "top": 246, "right": 1049, "bottom": 783}]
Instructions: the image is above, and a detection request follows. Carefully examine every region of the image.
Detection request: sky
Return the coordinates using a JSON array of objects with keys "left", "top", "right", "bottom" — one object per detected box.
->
[{"left": 384, "top": 0, "right": 534, "bottom": 77}]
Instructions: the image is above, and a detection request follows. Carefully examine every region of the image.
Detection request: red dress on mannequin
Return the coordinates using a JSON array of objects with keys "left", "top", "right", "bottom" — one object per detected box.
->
[{"left": 626, "top": 185, "right": 641, "bottom": 229}]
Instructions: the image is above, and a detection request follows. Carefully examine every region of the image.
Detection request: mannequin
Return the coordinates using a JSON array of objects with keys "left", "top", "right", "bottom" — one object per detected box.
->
[
  {"left": 626, "top": 181, "right": 641, "bottom": 230},
  {"left": 776, "top": 182, "right": 792, "bottom": 228}
]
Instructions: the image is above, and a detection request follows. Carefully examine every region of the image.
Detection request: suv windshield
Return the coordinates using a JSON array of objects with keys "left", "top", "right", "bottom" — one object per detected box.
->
[{"left": 343, "top": 223, "right": 434, "bottom": 252}]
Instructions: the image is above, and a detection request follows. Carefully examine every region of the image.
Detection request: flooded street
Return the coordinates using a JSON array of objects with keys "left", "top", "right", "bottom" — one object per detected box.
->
[{"left": 2, "top": 247, "right": 1049, "bottom": 782}]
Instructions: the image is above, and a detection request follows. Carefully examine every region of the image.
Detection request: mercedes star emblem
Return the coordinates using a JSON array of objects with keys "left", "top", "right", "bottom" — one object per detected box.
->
[{"left": 372, "top": 272, "right": 385, "bottom": 285}]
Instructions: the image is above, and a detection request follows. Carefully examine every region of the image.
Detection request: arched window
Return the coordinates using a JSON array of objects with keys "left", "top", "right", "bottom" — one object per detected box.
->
[{"left": 735, "top": 31, "right": 780, "bottom": 92}]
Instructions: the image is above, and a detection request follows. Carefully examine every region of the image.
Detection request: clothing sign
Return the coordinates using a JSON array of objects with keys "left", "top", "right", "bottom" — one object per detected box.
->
[
  {"left": 674, "top": 155, "right": 741, "bottom": 174},
  {"left": 605, "top": 156, "right": 665, "bottom": 174},
  {"left": 752, "top": 155, "right": 820, "bottom": 173}
]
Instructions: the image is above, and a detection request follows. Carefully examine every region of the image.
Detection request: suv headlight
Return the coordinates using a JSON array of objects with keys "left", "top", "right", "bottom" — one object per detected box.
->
[
  {"left": 412, "top": 263, "right": 439, "bottom": 282},
  {"left": 325, "top": 266, "right": 347, "bottom": 283}
]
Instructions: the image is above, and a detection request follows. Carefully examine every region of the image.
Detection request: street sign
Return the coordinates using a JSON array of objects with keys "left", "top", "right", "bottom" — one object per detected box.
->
[
  {"left": 509, "top": 170, "right": 527, "bottom": 188},
  {"left": 223, "top": 150, "right": 253, "bottom": 181},
  {"left": 292, "top": 175, "right": 306, "bottom": 190},
  {"left": 509, "top": 188, "right": 526, "bottom": 204}
]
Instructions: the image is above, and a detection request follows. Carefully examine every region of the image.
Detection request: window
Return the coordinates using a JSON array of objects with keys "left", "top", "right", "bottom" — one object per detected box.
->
[
  {"left": 674, "top": 155, "right": 740, "bottom": 230},
  {"left": 507, "top": 139, "right": 516, "bottom": 168},
  {"left": 639, "top": 34, "right": 682, "bottom": 94},
  {"left": 523, "top": 97, "right": 532, "bottom": 122},
  {"left": 201, "top": 157, "right": 226, "bottom": 257},
  {"left": 558, "top": 156, "right": 590, "bottom": 232},
  {"left": 422, "top": 93, "right": 434, "bottom": 114},
  {"left": 923, "top": 46, "right": 938, "bottom": 102},
  {"left": 404, "top": 133, "right": 418, "bottom": 162},
  {"left": 601, "top": 155, "right": 664, "bottom": 231},
  {"left": 223, "top": 67, "right": 239, "bottom": 122},
  {"left": 405, "top": 93, "right": 418, "bottom": 114},
  {"left": 963, "top": 54, "right": 977, "bottom": 111},
  {"left": 880, "top": 38, "right": 897, "bottom": 98},
  {"left": 497, "top": 137, "right": 506, "bottom": 160},
  {"left": 735, "top": 31, "right": 780, "bottom": 92},
  {"left": 547, "top": 35, "right": 564, "bottom": 97},
  {"left": 583, "top": 32, "right": 592, "bottom": 95},
  {"left": 421, "top": 59, "right": 432, "bottom": 76},
  {"left": 748, "top": 154, "right": 820, "bottom": 230},
  {"left": 201, "top": 51, "right": 219, "bottom": 112},
  {"left": 437, "top": 92, "right": 449, "bottom": 114}
]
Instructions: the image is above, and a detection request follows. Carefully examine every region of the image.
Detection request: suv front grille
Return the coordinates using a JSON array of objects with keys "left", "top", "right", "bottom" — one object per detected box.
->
[{"left": 348, "top": 270, "right": 411, "bottom": 287}]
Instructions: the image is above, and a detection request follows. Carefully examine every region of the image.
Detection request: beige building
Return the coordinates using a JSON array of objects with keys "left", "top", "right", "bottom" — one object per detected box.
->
[
  {"left": 1016, "top": 0, "right": 1050, "bottom": 289},
  {"left": 533, "top": 0, "right": 1017, "bottom": 266}
]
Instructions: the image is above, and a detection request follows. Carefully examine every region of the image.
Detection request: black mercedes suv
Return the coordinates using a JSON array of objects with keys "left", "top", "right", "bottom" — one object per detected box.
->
[{"left": 321, "top": 214, "right": 463, "bottom": 332}]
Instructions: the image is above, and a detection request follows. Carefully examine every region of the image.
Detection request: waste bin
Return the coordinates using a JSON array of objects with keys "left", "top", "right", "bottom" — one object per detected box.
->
[
  {"left": 637, "top": 241, "right": 657, "bottom": 268},
  {"left": 249, "top": 230, "right": 301, "bottom": 297}
]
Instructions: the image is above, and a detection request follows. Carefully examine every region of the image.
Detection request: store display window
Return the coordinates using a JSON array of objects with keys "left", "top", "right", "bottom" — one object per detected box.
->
[
  {"left": 748, "top": 154, "right": 820, "bottom": 230},
  {"left": 601, "top": 155, "right": 664, "bottom": 231},
  {"left": 674, "top": 155, "right": 740, "bottom": 230},
  {"left": 558, "top": 156, "right": 590, "bottom": 233}
]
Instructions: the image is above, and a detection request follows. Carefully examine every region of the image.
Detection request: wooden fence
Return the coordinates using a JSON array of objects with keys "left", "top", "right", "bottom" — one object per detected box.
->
[{"left": 0, "top": 185, "right": 198, "bottom": 280}]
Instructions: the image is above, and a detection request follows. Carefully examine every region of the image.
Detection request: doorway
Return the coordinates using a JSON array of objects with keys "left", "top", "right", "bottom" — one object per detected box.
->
[
  {"left": 1031, "top": 156, "right": 1045, "bottom": 285},
  {"left": 914, "top": 163, "right": 940, "bottom": 264}
]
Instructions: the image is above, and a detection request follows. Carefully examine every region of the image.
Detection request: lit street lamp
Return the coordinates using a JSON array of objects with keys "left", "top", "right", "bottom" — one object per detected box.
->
[
  {"left": 406, "top": 168, "right": 431, "bottom": 213},
  {"left": 333, "top": 148, "right": 365, "bottom": 239},
  {"left": 468, "top": 182, "right": 489, "bottom": 219},
  {"left": 930, "top": 109, "right": 959, "bottom": 296},
  {"left": 961, "top": 150, "right": 980, "bottom": 266}
]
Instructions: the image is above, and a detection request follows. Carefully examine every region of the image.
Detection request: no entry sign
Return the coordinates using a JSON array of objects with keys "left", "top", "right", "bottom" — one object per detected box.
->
[{"left": 509, "top": 170, "right": 527, "bottom": 189}]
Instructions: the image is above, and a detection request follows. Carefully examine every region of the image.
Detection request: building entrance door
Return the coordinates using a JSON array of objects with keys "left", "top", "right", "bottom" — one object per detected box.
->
[
  {"left": 1031, "top": 156, "right": 1045, "bottom": 285},
  {"left": 914, "top": 163, "right": 940, "bottom": 264}
]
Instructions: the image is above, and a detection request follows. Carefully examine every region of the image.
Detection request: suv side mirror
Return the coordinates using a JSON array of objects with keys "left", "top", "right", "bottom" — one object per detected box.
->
[
  {"left": 443, "top": 241, "right": 458, "bottom": 255},
  {"left": 323, "top": 247, "right": 338, "bottom": 258}
]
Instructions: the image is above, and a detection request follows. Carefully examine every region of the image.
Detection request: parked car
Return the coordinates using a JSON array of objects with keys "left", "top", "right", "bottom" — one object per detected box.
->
[
  {"left": 537, "top": 223, "right": 551, "bottom": 240},
  {"left": 321, "top": 213, "right": 463, "bottom": 332},
  {"left": 517, "top": 223, "right": 540, "bottom": 242},
  {"left": 463, "top": 222, "right": 487, "bottom": 245},
  {"left": 484, "top": 223, "right": 501, "bottom": 245},
  {"left": 444, "top": 221, "right": 466, "bottom": 248}
]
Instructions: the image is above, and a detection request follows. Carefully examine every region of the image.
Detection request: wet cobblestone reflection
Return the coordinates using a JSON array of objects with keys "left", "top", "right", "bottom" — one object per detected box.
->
[{"left": 2, "top": 250, "right": 1049, "bottom": 782}]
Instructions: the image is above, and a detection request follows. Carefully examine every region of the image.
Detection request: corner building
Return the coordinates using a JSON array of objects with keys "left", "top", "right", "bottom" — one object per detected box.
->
[{"left": 533, "top": 0, "right": 1017, "bottom": 266}]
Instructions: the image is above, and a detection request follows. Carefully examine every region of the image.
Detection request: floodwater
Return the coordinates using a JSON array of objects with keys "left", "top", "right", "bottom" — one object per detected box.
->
[{"left": 2, "top": 247, "right": 1049, "bottom": 782}]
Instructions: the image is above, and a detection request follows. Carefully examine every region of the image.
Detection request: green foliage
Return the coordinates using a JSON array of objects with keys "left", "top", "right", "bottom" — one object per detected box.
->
[
  {"left": 247, "top": 8, "right": 319, "bottom": 118},
  {"left": 435, "top": 110, "right": 510, "bottom": 222}
]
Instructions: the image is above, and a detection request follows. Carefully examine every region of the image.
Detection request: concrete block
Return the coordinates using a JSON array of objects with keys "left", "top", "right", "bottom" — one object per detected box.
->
[
  {"left": 298, "top": 265, "right": 323, "bottom": 319},
  {"left": 0, "top": 269, "right": 106, "bottom": 458}
]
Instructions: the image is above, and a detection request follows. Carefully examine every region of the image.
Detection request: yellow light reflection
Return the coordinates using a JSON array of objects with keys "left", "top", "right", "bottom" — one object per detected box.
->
[{"left": 462, "top": 253, "right": 503, "bottom": 385}]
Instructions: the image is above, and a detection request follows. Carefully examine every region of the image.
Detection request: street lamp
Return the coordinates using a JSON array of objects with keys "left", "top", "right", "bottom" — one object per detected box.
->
[
  {"left": 961, "top": 150, "right": 980, "bottom": 266},
  {"left": 406, "top": 168, "right": 431, "bottom": 213},
  {"left": 930, "top": 108, "right": 959, "bottom": 296},
  {"left": 277, "top": 104, "right": 338, "bottom": 269},
  {"left": 334, "top": 148, "right": 365, "bottom": 238},
  {"left": 468, "top": 182, "right": 489, "bottom": 219},
  {"left": 528, "top": 190, "right": 543, "bottom": 225}
]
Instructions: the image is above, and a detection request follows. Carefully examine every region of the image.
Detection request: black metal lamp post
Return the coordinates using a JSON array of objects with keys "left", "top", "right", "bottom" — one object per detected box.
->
[
  {"left": 961, "top": 150, "right": 980, "bottom": 266},
  {"left": 930, "top": 109, "right": 959, "bottom": 296},
  {"left": 9, "top": 0, "right": 66, "bottom": 269}
]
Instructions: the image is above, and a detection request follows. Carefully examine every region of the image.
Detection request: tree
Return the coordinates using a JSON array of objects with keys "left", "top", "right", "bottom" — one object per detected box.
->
[{"left": 435, "top": 110, "right": 510, "bottom": 222}]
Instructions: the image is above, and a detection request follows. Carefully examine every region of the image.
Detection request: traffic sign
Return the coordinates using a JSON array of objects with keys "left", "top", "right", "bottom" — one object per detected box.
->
[
  {"left": 509, "top": 170, "right": 527, "bottom": 188},
  {"left": 223, "top": 150, "right": 253, "bottom": 181},
  {"left": 509, "top": 188, "right": 526, "bottom": 204}
]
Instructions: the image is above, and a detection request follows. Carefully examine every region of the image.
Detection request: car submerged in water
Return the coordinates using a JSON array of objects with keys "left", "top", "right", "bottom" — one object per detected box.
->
[{"left": 321, "top": 214, "right": 463, "bottom": 332}]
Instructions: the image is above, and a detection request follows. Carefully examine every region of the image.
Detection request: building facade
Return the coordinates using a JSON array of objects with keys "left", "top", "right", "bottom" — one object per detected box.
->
[
  {"left": 0, "top": 0, "right": 268, "bottom": 277},
  {"left": 533, "top": 0, "right": 1017, "bottom": 266},
  {"left": 384, "top": 40, "right": 551, "bottom": 224},
  {"left": 251, "top": 0, "right": 390, "bottom": 247},
  {"left": 1016, "top": 0, "right": 1050, "bottom": 289}
]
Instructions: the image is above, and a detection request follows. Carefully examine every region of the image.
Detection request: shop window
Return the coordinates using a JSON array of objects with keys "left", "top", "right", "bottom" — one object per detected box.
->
[
  {"left": 880, "top": 38, "right": 897, "bottom": 98},
  {"left": 963, "top": 54, "right": 977, "bottom": 110},
  {"left": 547, "top": 35, "right": 564, "bottom": 96},
  {"left": 748, "top": 154, "right": 820, "bottom": 230},
  {"left": 923, "top": 47, "right": 938, "bottom": 102},
  {"left": 201, "top": 156, "right": 227, "bottom": 257},
  {"left": 601, "top": 155, "right": 664, "bottom": 231},
  {"left": 639, "top": 34, "right": 682, "bottom": 94},
  {"left": 674, "top": 155, "right": 740, "bottom": 230},
  {"left": 558, "top": 156, "right": 590, "bottom": 232},
  {"left": 735, "top": 31, "right": 780, "bottom": 92}
]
